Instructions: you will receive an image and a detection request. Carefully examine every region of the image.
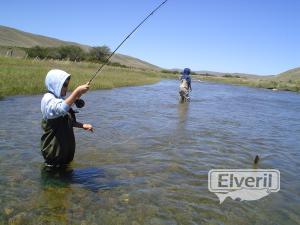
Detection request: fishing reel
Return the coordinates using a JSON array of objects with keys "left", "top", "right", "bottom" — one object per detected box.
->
[{"left": 74, "top": 98, "right": 85, "bottom": 108}]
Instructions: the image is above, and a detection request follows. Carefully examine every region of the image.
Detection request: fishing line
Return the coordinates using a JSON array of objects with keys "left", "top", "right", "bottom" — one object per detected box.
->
[{"left": 74, "top": 0, "right": 168, "bottom": 109}]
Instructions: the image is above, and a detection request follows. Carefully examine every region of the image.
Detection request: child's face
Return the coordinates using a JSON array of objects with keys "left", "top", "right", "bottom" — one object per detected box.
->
[{"left": 61, "top": 79, "right": 70, "bottom": 97}]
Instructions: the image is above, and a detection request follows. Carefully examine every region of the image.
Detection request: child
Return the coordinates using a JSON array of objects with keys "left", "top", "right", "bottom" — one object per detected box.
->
[{"left": 41, "top": 69, "right": 93, "bottom": 167}]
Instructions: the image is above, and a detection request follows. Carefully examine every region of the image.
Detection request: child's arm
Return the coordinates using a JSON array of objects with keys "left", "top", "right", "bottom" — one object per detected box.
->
[
  {"left": 69, "top": 108, "right": 93, "bottom": 132},
  {"left": 65, "top": 83, "right": 90, "bottom": 106},
  {"left": 41, "top": 83, "right": 90, "bottom": 120},
  {"left": 67, "top": 83, "right": 93, "bottom": 132}
]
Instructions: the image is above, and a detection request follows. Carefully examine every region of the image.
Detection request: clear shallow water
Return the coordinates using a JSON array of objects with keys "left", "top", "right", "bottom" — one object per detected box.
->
[{"left": 0, "top": 80, "right": 299, "bottom": 224}]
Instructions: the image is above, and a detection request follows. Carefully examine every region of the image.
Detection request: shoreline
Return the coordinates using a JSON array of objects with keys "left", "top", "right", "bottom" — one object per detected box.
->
[
  {"left": 0, "top": 79, "right": 163, "bottom": 100},
  {"left": 1, "top": 57, "right": 299, "bottom": 99},
  {"left": 2, "top": 78, "right": 300, "bottom": 101},
  {"left": 194, "top": 75, "right": 300, "bottom": 93}
]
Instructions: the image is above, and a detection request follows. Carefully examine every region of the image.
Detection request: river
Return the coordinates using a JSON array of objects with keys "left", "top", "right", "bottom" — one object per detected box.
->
[{"left": 0, "top": 80, "right": 299, "bottom": 224}]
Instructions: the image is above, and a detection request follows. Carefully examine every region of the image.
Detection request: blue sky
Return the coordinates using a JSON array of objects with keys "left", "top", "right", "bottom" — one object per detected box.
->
[{"left": 1, "top": 0, "right": 299, "bottom": 75}]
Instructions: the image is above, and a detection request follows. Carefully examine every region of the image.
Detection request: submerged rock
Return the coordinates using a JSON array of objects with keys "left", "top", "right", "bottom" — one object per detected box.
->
[
  {"left": 80, "top": 220, "right": 88, "bottom": 225},
  {"left": 8, "top": 212, "right": 27, "bottom": 225},
  {"left": 120, "top": 193, "right": 130, "bottom": 203},
  {"left": 4, "top": 207, "right": 14, "bottom": 215}
]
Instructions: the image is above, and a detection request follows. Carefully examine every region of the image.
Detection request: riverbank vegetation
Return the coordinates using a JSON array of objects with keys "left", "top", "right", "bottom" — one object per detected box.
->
[
  {"left": 0, "top": 56, "right": 177, "bottom": 99},
  {"left": 1, "top": 56, "right": 299, "bottom": 100},
  {"left": 194, "top": 70, "right": 300, "bottom": 92}
]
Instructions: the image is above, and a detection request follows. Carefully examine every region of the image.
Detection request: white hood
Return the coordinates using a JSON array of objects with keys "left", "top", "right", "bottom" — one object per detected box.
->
[{"left": 45, "top": 69, "right": 70, "bottom": 98}]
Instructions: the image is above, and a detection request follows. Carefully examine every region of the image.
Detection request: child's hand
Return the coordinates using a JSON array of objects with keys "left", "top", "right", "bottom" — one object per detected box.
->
[
  {"left": 65, "top": 83, "right": 90, "bottom": 107},
  {"left": 83, "top": 124, "right": 93, "bottom": 132},
  {"left": 76, "top": 83, "right": 90, "bottom": 95}
]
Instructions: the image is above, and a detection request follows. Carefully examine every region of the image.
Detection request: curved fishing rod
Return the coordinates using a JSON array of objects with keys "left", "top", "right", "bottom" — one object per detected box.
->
[{"left": 87, "top": 0, "right": 168, "bottom": 85}]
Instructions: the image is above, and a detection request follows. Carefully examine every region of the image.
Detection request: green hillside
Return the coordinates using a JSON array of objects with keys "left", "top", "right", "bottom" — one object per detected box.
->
[
  {"left": 277, "top": 67, "right": 300, "bottom": 81},
  {"left": 0, "top": 25, "right": 90, "bottom": 51},
  {"left": 0, "top": 25, "right": 161, "bottom": 70}
]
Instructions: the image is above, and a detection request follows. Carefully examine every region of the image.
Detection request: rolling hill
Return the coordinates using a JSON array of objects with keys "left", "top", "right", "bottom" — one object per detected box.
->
[
  {"left": 1, "top": 25, "right": 299, "bottom": 92},
  {"left": 194, "top": 70, "right": 270, "bottom": 78},
  {"left": 0, "top": 25, "right": 161, "bottom": 71},
  {"left": 0, "top": 25, "right": 91, "bottom": 51},
  {"left": 277, "top": 67, "right": 300, "bottom": 81}
]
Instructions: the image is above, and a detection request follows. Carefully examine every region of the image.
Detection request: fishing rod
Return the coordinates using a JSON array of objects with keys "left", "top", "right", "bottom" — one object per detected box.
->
[
  {"left": 74, "top": 0, "right": 168, "bottom": 109},
  {"left": 87, "top": 0, "right": 168, "bottom": 85}
]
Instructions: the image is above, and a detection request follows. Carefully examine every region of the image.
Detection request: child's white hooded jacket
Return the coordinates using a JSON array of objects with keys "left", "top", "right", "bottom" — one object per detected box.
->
[{"left": 41, "top": 69, "right": 71, "bottom": 119}]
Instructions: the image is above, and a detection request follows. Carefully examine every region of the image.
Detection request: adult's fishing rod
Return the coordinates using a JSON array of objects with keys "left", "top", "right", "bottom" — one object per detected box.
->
[{"left": 87, "top": 0, "right": 168, "bottom": 85}]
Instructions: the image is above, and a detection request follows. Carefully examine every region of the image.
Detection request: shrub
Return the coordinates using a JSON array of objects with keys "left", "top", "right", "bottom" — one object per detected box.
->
[{"left": 88, "top": 46, "right": 111, "bottom": 62}]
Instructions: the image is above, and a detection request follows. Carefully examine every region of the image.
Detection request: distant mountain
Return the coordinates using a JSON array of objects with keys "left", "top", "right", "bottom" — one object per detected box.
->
[
  {"left": 0, "top": 25, "right": 161, "bottom": 71},
  {"left": 194, "top": 70, "right": 225, "bottom": 76},
  {"left": 194, "top": 70, "right": 267, "bottom": 78}
]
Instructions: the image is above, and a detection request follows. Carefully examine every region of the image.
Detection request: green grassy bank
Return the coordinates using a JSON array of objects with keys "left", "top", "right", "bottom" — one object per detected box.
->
[
  {"left": 1, "top": 56, "right": 299, "bottom": 99},
  {"left": 0, "top": 57, "right": 176, "bottom": 99},
  {"left": 195, "top": 74, "right": 300, "bottom": 92}
]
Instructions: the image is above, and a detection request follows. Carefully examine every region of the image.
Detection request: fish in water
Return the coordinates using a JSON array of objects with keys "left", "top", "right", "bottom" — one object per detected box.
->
[{"left": 215, "top": 188, "right": 271, "bottom": 204}]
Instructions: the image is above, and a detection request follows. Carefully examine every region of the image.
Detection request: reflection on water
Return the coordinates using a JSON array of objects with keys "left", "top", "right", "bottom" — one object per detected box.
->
[
  {"left": 177, "top": 101, "right": 189, "bottom": 124},
  {"left": 41, "top": 166, "right": 121, "bottom": 192},
  {"left": 0, "top": 80, "right": 300, "bottom": 224}
]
